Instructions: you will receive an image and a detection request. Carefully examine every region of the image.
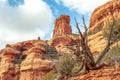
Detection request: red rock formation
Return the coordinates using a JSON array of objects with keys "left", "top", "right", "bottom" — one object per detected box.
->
[
  {"left": 20, "top": 47, "right": 53, "bottom": 80},
  {"left": 0, "top": 45, "right": 20, "bottom": 80},
  {"left": 51, "top": 36, "right": 80, "bottom": 47},
  {"left": 51, "top": 15, "right": 74, "bottom": 48},
  {"left": 69, "top": 65, "right": 120, "bottom": 80},
  {"left": 90, "top": 0, "right": 120, "bottom": 33},
  {"left": 0, "top": 14, "right": 75, "bottom": 79},
  {"left": 1, "top": 0, "right": 120, "bottom": 78},
  {"left": 0, "top": 40, "right": 54, "bottom": 80},
  {"left": 51, "top": 36, "right": 70, "bottom": 47},
  {"left": 52, "top": 14, "right": 72, "bottom": 39}
]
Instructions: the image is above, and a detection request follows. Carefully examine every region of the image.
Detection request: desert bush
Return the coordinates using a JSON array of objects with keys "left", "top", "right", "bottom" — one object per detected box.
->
[
  {"left": 42, "top": 44, "right": 59, "bottom": 60},
  {"left": 14, "top": 54, "right": 23, "bottom": 64},
  {"left": 72, "top": 59, "right": 83, "bottom": 73},
  {"left": 103, "top": 45, "right": 120, "bottom": 65},
  {"left": 55, "top": 53, "right": 77, "bottom": 79},
  {"left": 39, "top": 70, "right": 57, "bottom": 80},
  {"left": 102, "top": 19, "right": 120, "bottom": 43},
  {"left": 42, "top": 53, "right": 59, "bottom": 60}
]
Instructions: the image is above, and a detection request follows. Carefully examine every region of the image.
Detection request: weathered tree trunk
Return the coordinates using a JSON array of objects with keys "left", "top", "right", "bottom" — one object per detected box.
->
[{"left": 67, "top": 16, "right": 114, "bottom": 75}]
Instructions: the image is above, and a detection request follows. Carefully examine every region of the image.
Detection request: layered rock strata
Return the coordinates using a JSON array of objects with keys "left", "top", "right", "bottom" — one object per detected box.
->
[
  {"left": 52, "top": 14, "right": 72, "bottom": 39},
  {"left": 0, "top": 39, "right": 53, "bottom": 80},
  {"left": 90, "top": 0, "right": 120, "bottom": 32},
  {"left": 51, "top": 15, "right": 79, "bottom": 49}
]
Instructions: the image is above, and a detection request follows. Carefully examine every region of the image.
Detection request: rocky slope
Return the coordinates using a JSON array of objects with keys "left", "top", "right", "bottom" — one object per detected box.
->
[
  {"left": 69, "top": 65, "right": 120, "bottom": 80},
  {"left": 90, "top": 0, "right": 120, "bottom": 33}
]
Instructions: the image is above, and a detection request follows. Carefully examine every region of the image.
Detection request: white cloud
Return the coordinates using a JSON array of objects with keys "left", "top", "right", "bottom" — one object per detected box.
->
[
  {"left": 0, "top": 0, "right": 54, "bottom": 49},
  {"left": 1, "top": 0, "right": 6, "bottom": 2},
  {"left": 60, "top": 0, "right": 109, "bottom": 14}
]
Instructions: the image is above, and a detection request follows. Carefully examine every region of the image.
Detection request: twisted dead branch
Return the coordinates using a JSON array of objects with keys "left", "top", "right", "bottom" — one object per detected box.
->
[{"left": 66, "top": 16, "right": 114, "bottom": 75}]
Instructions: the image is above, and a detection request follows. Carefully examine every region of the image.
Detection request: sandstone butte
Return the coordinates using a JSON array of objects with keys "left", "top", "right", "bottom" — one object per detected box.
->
[
  {"left": 51, "top": 14, "right": 80, "bottom": 53},
  {"left": 51, "top": 14, "right": 72, "bottom": 48},
  {"left": 0, "top": 0, "right": 120, "bottom": 80}
]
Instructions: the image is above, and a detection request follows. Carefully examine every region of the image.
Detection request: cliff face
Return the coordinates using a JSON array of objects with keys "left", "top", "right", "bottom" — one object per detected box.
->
[
  {"left": 88, "top": 31, "right": 106, "bottom": 54},
  {"left": 19, "top": 40, "right": 53, "bottom": 80},
  {"left": 0, "top": 14, "right": 77, "bottom": 80},
  {"left": 90, "top": 0, "right": 120, "bottom": 32},
  {"left": 0, "top": 44, "right": 20, "bottom": 80},
  {"left": 0, "top": 39, "right": 53, "bottom": 80}
]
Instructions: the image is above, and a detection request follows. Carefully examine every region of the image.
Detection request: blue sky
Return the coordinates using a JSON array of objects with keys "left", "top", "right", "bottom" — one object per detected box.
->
[{"left": 0, "top": 0, "right": 109, "bottom": 49}]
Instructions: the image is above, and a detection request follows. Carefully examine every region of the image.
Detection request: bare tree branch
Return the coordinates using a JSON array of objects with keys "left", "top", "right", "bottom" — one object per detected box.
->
[
  {"left": 74, "top": 17, "right": 84, "bottom": 40},
  {"left": 95, "top": 20, "right": 114, "bottom": 66},
  {"left": 74, "top": 17, "right": 95, "bottom": 70},
  {"left": 66, "top": 16, "right": 114, "bottom": 75},
  {"left": 82, "top": 15, "right": 88, "bottom": 44}
]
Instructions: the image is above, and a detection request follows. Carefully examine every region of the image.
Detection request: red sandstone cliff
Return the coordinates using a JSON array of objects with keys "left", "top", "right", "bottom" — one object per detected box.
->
[
  {"left": 51, "top": 15, "right": 74, "bottom": 49},
  {"left": 52, "top": 14, "right": 72, "bottom": 39},
  {"left": 0, "top": 39, "right": 53, "bottom": 80},
  {"left": 90, "top": 0, "right": 120, "bottom": 33},
  {"left": 0, "top": 14, "right": 78, "bottom": 80}
]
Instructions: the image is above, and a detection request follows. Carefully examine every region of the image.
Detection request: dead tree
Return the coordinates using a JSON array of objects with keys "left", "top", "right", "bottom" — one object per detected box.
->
[{"left": 66, "top": 16, "right": 114, "bottom": 75}]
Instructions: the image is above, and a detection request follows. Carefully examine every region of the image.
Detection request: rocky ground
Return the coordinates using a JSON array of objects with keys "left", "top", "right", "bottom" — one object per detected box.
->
[{"left": 69, "top": 65, "right": 120, "bottom": 80}]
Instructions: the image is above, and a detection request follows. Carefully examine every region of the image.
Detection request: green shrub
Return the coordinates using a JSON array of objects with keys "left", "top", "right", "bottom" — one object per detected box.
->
[
  {"left": 42, "top": 53, "right": 59, "bottom": 60},
  {"left": 39, "top": 70, "right": 57, "bottom": 80},
  {"left": 103, "top": 45, "right": 120, "bottom": 65},
  {"left": 14, "top": 54, "right": 23, "bottom": 64},
  {"left": 102, "top": 19, "right": 120, "bottom": 43},
  {"left": 72, "top": 59, "right": 83, "bottom": 73},
  {"left": 42, "top": 44, "right": 59, "bottom": 60},
  {"left": 55, "top": 53, "right": 76, "bottom": 78}
]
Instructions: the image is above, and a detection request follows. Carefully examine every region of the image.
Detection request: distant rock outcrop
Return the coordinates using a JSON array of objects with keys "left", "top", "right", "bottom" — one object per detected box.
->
[
  {"left": 90, "top": 0, "right": 120, "bottom": 33},
  {"left": 52, "top": 14, "right": 72, "bottom": 39},
  {"left": 51, "top": 15, "right": 73, "bottom": 48}
]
